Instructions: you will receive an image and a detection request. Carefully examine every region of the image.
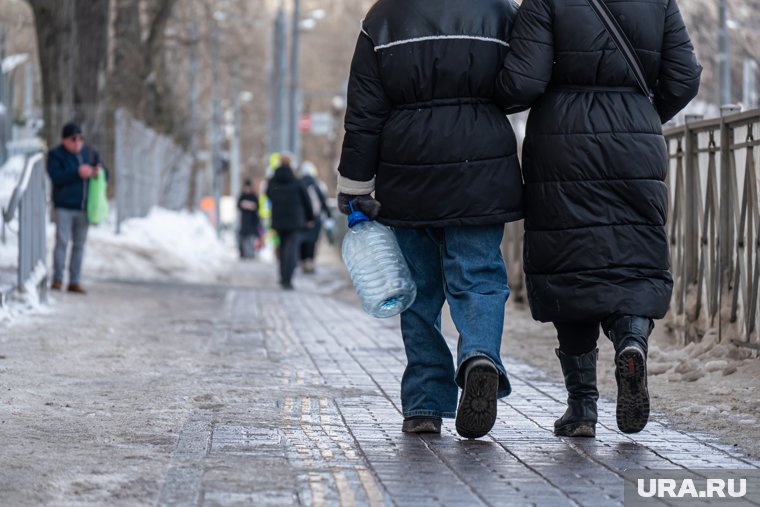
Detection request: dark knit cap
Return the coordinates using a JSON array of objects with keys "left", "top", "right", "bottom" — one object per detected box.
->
[{"left": 61, "top": 122, "right": 82, "bottom": 139}]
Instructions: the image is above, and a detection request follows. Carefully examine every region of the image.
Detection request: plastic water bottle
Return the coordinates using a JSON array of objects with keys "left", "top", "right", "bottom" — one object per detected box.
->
[{"left": 342, "top": 206, "right": 417, "bottom": 318}]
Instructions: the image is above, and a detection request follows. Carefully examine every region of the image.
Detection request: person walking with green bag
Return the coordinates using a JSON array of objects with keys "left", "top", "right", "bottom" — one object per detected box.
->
[{"left": 47, "top": 122, "right": 106, "bottom": 295}]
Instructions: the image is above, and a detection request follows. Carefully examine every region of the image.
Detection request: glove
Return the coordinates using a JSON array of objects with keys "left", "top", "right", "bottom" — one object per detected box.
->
[{"left": 337, "top": 193, "right": 381, "bottom": 219}]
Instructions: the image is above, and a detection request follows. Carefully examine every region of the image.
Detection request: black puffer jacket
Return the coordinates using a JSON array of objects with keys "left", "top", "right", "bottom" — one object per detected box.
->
[
  {"left": 337, "top": 0, "right": 523, "bottom": 228},
  {"left": 496, "top": 0, "right": 702, "bottom": 323},
  {"left": 267, "top": 165, "right": 315, "bottom": 232}
]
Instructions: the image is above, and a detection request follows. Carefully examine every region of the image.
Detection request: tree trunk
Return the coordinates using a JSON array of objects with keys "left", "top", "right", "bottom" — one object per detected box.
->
[
  {"left": 26, "top": 0, "right": 109, "bottom": 151},
  {"left": 110, "top": 0, "right": 178, "bottom": 133}
]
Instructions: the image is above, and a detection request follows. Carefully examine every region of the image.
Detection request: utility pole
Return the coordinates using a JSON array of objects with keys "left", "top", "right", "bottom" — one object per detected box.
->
[
  {"left": 270, "top": 4, "right": 288, "bottom": 156},
  {"left": 230, "top": 62, "right": 242, "bottom": 202},
  {"left": 288, "top": 0, "right": 301, "bottom": 158},
  {"left": 210, "top": 13, "right": 223, "bottom": 236},
  {"left": 188, "top": 4, "right": 201, "bottom": 208},
  {"left": 719, "top": 0, "right": 731, "bottom": 105}
]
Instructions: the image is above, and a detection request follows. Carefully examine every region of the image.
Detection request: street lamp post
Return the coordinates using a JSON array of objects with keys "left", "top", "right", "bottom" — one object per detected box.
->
[
  {"left": 230, "top": 62, "right": 242, "bottom": 202},
  {"left": 270, "top": 4, "right": 288, "bottom": 156},
  {"left": 211, "top": 11, "right": 224, "bottom": 237},
  {"left": 288, "top": 0, "right": 302, "bottom": 158}
]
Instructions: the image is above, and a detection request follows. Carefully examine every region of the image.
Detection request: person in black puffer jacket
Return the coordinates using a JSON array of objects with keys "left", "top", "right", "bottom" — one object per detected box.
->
[
  {"left": 337, "top": 0, "right": 523, "bottom": 439},
  {"left": 496, "top": 0, "right": 702, "bottom": 437},
  {"left": 267, "top": 155, "right": 314, "bottom": 290}
]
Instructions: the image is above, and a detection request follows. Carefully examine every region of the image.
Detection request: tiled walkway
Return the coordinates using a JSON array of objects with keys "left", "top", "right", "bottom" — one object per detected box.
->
[{"left": 1, "top": 264, "right": 758, "bottom": 506}]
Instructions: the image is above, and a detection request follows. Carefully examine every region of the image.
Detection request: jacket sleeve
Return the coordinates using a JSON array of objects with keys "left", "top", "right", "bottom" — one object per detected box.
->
[
  {"left": 336, "top": 31, "right": 392, "bottom": 196},
  {"left": 495, "top": 0, "right": 554, "bottom": 112},
  {"left": 654, "top": 0, "right": 702, "bottom": 124},
  {"left": 315, "top": 182, "right": 332, "bottom": 219},
  {"left": 300, "top": 185, "right": 315, "bottom": 222},
  {"left": 46, "top": 151, "right": 81, "bottom": 186}
]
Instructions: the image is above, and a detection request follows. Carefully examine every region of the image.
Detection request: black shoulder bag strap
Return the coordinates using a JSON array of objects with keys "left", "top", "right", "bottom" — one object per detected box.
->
[{"left": 587, "top": 0, "right": 654, "bottom": 103}]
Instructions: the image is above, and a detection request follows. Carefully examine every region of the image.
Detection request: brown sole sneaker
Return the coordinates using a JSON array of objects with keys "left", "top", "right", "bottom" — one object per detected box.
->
[
  {"left": 455, "top": 358, "right": 499, "bottom": 439},
  {"left": 402, "top": 417, "right": 442, "bottom": 434},
  {"left": 554, "top": 422, "right": 596, "bottom": 438}
]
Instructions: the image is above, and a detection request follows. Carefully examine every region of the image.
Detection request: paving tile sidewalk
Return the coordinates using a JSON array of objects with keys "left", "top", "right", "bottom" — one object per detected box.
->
[{"left": 1, "top": 261, "right": 759, "bottom": 506}]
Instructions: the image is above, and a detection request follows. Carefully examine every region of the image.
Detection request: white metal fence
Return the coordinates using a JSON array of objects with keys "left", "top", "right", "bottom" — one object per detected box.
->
[
  {"left": 1, "top": 152, "right": 47, "bottom": 303},
  {"left": 114, "top": 109, "right": 193, "bottom": 232}
]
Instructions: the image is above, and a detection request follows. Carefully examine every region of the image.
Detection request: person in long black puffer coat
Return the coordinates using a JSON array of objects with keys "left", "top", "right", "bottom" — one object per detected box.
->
[{"left": 495, "top": 0, "right": 702, "bottom": 437}]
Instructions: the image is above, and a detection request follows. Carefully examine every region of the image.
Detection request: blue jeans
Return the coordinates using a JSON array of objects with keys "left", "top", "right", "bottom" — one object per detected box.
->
[{"left": 394, "top": 225, "right": 512, "bottom": 419}]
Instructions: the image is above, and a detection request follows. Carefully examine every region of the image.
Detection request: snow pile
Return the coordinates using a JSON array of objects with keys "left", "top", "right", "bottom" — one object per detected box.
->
[
  {"left": 0, "top": 155, "right": 26, "bottom": 207},
  {"left": 86, "top": 207, "right": 235, "bottom": 283},
  {"left": 0, "top": 229, "right": 18, "bottom": 268},
  {"left": 0, "top": 156, "right": 24, "bottom": 282},
  {"left": 0, "top": 155, "right": 28, "bottom": 266},
  {"left": 0, "top": 155, "right": 27, "bottom": 267},
  {"left": 648, "top": 328, "right": 753, "bottom": 381},
  {"left": 0, "top": 263, "right": 51, "bottom": 325},
  {"left": 646, "top": 327, "right": 760, "bottom": 431}
]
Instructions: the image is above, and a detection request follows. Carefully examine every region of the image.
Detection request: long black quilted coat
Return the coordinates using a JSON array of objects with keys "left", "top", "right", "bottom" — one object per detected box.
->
[
  {"left": 496, "top": 0, "right": 702, "bottom": 323},
  {"left": 337, "top": 0, "right": 524, "bottom": 228}
]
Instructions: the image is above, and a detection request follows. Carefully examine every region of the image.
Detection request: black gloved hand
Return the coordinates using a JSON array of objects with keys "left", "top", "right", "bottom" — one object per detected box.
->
[{"left": 337, "top": 193, "right": 381, "bottom": 219}]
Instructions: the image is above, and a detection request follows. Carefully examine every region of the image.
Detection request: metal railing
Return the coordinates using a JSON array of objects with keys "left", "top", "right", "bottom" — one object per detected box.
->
[
  {"left": 114, "top": 109, "right": 194, "bottom": 233},
  {"left": 1, "top": 152, "right": 48, "bottom": 302},
  {"left": 665, "top": 107, "right": 760, "bottom": 350}
]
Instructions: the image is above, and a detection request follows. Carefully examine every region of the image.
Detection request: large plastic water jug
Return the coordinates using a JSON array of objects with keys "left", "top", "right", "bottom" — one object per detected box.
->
[{"left": 341, "top": 207, "right": 417, "bottom": 318}]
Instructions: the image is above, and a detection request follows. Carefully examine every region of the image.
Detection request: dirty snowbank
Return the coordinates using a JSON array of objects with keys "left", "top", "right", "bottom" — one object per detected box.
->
[{"left": 86, "top": 208, "right": 236, "bottom": 284}]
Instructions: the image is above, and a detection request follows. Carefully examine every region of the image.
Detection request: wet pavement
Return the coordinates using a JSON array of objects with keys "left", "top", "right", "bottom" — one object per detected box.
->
[{"left": 1, "top": 261, "right": 759, "bottom": 506}]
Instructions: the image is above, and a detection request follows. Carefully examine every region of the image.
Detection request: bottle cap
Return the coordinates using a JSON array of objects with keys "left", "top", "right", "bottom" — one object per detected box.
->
[{"left": 347, "top": 200, "right": 370, "bottom": 228}]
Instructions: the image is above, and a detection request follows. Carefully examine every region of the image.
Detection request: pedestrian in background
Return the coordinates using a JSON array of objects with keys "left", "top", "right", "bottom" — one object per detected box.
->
[
  {"left": 267, "top": 154, "right": 314, "bottom": 290},
  {"left": 237, "top": 179, "right": 261, "bottom": 259},
  {"left": 298, "top": 161, "right": 333, "bottom": 274},
  {"left": 336, "top": 0, "right": 523, "bottom": 439},
  {"left": 496, "top": 0, "right": 702, "bottom": 436},
  {"left": 47, "top": 122, "right": 104, "bottom": 295}
]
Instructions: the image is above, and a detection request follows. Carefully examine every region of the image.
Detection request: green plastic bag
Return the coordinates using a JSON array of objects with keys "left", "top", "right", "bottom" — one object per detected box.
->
[{"left": 87, "top": 170, "right": 109, "bottom": 225}]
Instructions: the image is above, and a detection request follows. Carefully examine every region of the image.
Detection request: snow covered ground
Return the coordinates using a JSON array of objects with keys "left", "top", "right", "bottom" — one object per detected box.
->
[
  {"left": 1, "top": 150, "right": 237, "bottom": 323},
  {"left": 1, "top": 206, "right": 238, "bottom": 324},
  {"left": 86, "top": 208, "right": 236, "bottom": 284}
]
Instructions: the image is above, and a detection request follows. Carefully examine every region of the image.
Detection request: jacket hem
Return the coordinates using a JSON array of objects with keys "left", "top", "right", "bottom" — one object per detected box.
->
[{"left": 378, "top": 211, "right": 523, "bottom": 228}]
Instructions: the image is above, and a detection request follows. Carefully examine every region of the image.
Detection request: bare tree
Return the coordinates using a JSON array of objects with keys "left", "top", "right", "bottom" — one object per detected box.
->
[
  {"left": 25, "top": 0, "right": 109, "bottom": 149},
  {"left": 110, "top": 0, "right": 179, "bottom": 132}
]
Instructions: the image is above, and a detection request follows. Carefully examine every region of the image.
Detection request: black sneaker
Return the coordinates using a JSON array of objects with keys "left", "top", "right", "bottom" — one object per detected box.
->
[
  {"left": 455, "top": 357, "right": 499, "bottom": 439},
  {"left": 615, "top": 344, "right": 649, "bottom": 433},
  {"left": 402, "top": 416, "right": 442, "bottom": 434}
]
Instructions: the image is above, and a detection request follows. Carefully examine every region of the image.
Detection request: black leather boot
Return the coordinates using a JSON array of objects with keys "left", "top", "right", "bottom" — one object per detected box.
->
[
  {"left": 554, "top": 348, "right": 599, "bottom": 438},
  {"left": 604, "top": 315, "right": 654, "bottom": 434}
]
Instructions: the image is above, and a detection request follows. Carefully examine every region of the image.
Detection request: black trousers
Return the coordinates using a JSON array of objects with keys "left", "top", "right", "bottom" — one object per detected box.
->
[
  {"left": 277, "top": 229, "right": 300, "bottom": 286},
  {"left": 555, "top": 315, "right": 653, "bottom": 355},
  {"left": 553, "top": 322, "right": 601, "bottom": 355},
  {"left": 300, "top": 220, "right": 322, "bottom": 261}
]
